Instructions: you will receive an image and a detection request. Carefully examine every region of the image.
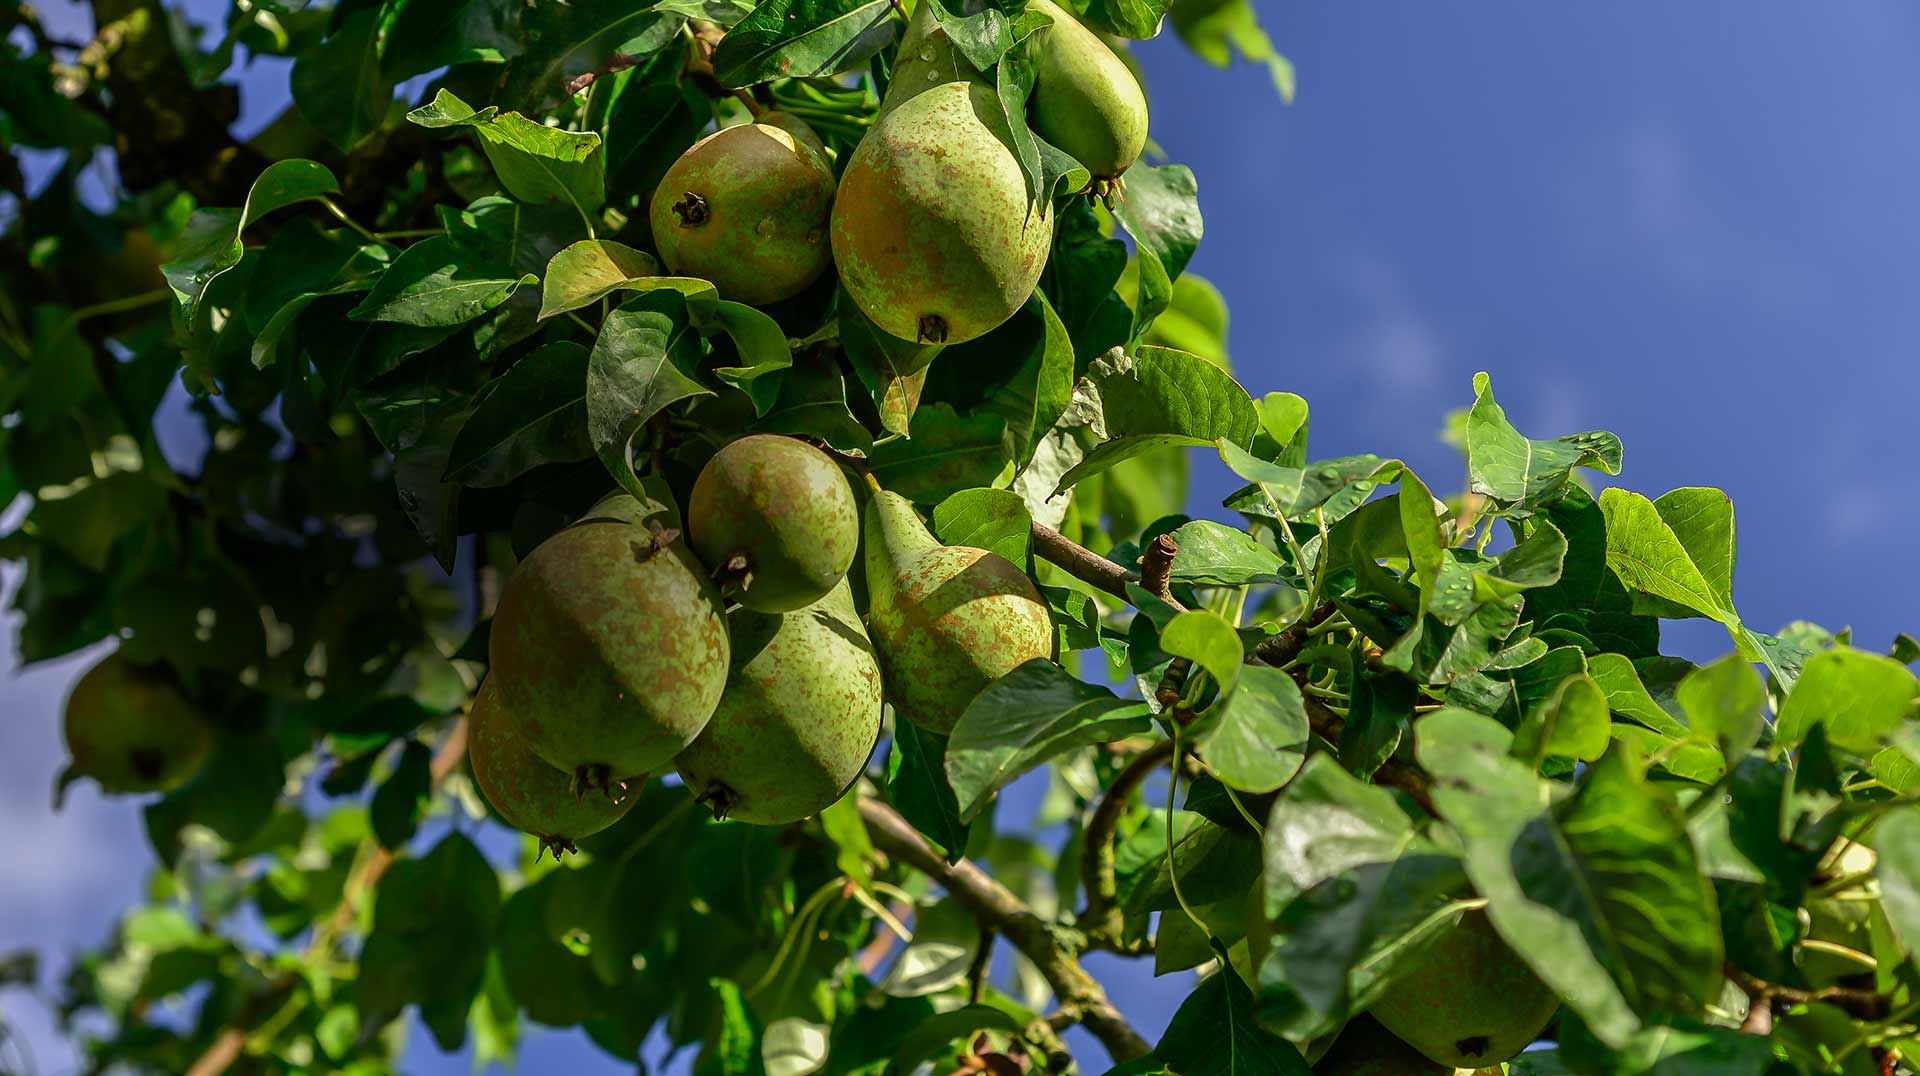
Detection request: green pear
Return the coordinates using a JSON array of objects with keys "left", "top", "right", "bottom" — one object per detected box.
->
[
  {"left": 862, "top": 483, "right": 1053, "bottom": 733},
  {"left": 688, "top": 434, "right": 860, "bottom": 613},
  {"left": 649, "top": 116, "right": 836, "bottom": 305},
  {"left": 1366, "top": 911, "right": 1557, "bottom": 1069},
  {"left": 1314, "top": 1015, "right": 1449, "bottom": 1076},
  {"left": 1026, "top": 0, "right": 1148, "bottom": 180},
  {"left": 61, "top": 653, "right": 212, "bottom": 795},
  {"left": 468, "top": 678, "right": 635, "bottom": 858},
  {"left": 879, "top": 0, "right": 988, "bottom": 119},
  {"left": 832, "top": 80, "right": 1054, "bottom": 345},
  {"left": 673, "top": 578, "right": 883, "bottom": 824},
  {"left": 489, "top": 514, "right": 729, "bottom": 794}
]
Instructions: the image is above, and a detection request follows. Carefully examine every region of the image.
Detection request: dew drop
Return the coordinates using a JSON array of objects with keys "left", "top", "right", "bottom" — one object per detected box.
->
[
  {"left": 919, "top": 46, "right": 936, "bottom": 61},
  {"left": 925, "top": 69, "right": 939, "bottom": 81}
]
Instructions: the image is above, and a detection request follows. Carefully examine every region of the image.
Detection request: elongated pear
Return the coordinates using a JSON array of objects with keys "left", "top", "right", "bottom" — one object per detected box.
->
[
  {"left": 489, "top": 515, "right": 729, "bottom": 793},
  {"left": 469, "top": 678, "right": 634, "bottom": 858},
  {"left": 673, "top": 579, "right": 883, "bottom": 824},
  {"left": 832, "top": 80, "right": 1054, "bottom": 345},
  {"left": 1026, "top": 0, "right": 1148, "bottom": 180},
  {"left": 863, "top": 484, "right": 1053, "bottom": 733},
  {"left": 1366, "top": 911, "right": 1558, "bottom": 1068}
]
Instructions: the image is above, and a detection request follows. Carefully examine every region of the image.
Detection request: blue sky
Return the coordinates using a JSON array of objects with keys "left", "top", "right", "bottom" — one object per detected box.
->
[{"left": 5, "top": 2, "right": 1920, "bottom": 1072}]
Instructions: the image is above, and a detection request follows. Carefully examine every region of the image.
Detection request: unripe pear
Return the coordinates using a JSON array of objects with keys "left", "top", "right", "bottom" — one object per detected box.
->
[
  {"left": 832, "top": 80, "right": 1055, "bottom": 345},
  {"left": 879, "top": 0, "right": 987, "bottom": 119},
  {"left": 688, "top": 434, "right": 859, "bottom": 613},
  {"left": 1025, "top": 0, "right": 1149, "bottom": 181},
  {"left": 649, "top": 115, "right": 836, "bottom": 305},
  {"left": 61, "top": 653, "right": 212, "bottom": 794},
  {"left": 1313, "top": 1015, "right": 1449, "bottom": 1076},
  {"left": 468, "top": 678, "right": 634, "bottom": 858},
  {"left": 1366, "top": 911, "right": 1557, "bottom": 1069},
  {"left": 674, "top": 579, "right": 883, "bottom": 824},
  {"left": 489, "top": 515, "right": 729, "bottom": 794},
  {"left": 862, "top": 483, "right": 1053, "bottom": 733}
]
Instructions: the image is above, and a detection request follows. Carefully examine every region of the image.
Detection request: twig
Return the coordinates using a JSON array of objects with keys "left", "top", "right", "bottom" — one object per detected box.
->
[
  {"left": 967, "top": 924, "right": 995, "bottom": 1005},
  {"left": 857, "top": 796, "right": 1152, "bottom": 1062},
  {"left": 1725, "top": 965, "right": 1892, "bottom": 1022},
  {"left": 1138, "top": 534, "right": 1178, "bottom": 601},
  {"left": 564, "top": 53, "right": 640, "bottom": 96},
  {"left": 1030, "top": 523, "right": 1187, "bottom": 614},
  {"left": 1078, "top": 739, "right": 1177, "bottom": 950}
]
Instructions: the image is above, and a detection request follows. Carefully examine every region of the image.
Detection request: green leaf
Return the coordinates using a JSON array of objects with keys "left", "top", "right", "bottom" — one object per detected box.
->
[
  {"left": 1191, "top": 665, "right": 1306, "bottom": 794},
  {"left": 924, "top": 0, "right": 1018, "bottom": 70},
  {"left": 370, "top": 740, "right": 433, "bottom": 850},
  {"left": 161, "top": 159, "right": 341, "bottom": 323},
  {"left": 712, "top": 0, "right": 899, "bottom": 87},
  {"left": 1161, "top": 609, "right": 1244, "bottom": 697},
  {"left": 1871, "top": 806, "right": 1920, "bottom": 963},
  {"left": 289, "top": 10, "right": 391, "bottom": 150},
  {"left": 359, "top": 831, "right": 501, "bottom": 1023},
  {"left": 1466, "top": 371, "right": 1622, "bottom": 511},
  {"left": 1165, "top": 519, "right": 1286, "bottom": 586},
  {"left": 1600, "top": 487, "right": 1740, "bottom": 625},
  {"left": 410, "top": 89, "right": 606, "bottom": 218},
  {"left": 379, "top": 0, "right": 524, "bottom": 81},
  {"left": 537, "top": 239, "right": 661, "bottom": 319},
  {"left": 1152, "top": 958, "right": 1310, "bottom": 1076},
  {"left": 932, "top": 488, "right": 1033, "bottom": 568},
  {"left": 348, "top": 235, "right": 536, "bottom": 326},
  {"left": 887, "top": 1006, "right": 1021, "bottom": 1076},
  {"left": 946, "top": 659, "right": 1154, "bottom": 821},
  {"left": 586, "top": 290, "right": 712, "bottom": 496},
  {"left": 1419, "top": 716, "right": 1722, "bottom": 1048},
  {"left": 1114, "top": 164, "right": 1203, "bottom": 282},
  {"left": 444, "top": 342, "right": 592, "bottom": 486},
  {"left": 1218, "top": 444, "right": 1401, "bottom": 521},
  {"left": 1588, "top": 654, "right": 1689, "bottom": 739},
  {"left": 605, "top": 77, "right": 706, "bottom": 196},
  {"left": 705, "top": 301, "right": 794, "bottom": 414},
  {"left": 499, "top": 1, "right": 684, "bottom": 113},
  {"left": 751, "top": 351, "right": 874, "bottom": 455},
  {"left": 1511, "top": 673, "right": 1610, "bottom": 766},
  {"left": 1674, "top": 654, "right": 1766, "bottom": 763},
  {"left": 887, "top": 723, "right": 972, "bottom": 863},
  {"left": 869, "top": 404, "right": 1009, "bottom": 505},
  {"left": 698, "top": 979, "right": 766, "bottom": 1076},
  {"left": 1773, "top": 645, "right": 1919, "bottom": 752},
  {"left": 1055, "top": 345, "right": 1260, "bottom": 494}
]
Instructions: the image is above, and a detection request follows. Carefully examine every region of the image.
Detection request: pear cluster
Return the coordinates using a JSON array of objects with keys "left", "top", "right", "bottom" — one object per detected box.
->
[
  {"left": 470, "top": 435, "right": 1053, "bottom": 855},
  {"left": 648, "top": 0, "right": 1147, "bottom": 346}
]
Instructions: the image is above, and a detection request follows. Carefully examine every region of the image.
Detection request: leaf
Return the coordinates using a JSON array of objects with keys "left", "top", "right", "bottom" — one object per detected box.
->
[
  {"left": 762, "top": 1018, "right": 829, "bottom": 1076},
  {"left": 705, "top": 301, "right": 794, "bottom": 414},
  {"left": 410, "top": 89, "right": 606, "bottom": 218},
  {"left": 379, "top": 0, "right": 524, "bottom": 81},
  {"left": 887, "top": 1006, "right": 1022, "bottom": 1076},
  {"left": 1418, "top": 715, "right": 1722, "bottom": 1048},
  {"left": 1161, "top": 609, "right": 1243, "bottom": 697},
  {"left": 1166, "top": 519, "right": 1286, "bottom": 586},
  {"left": 712, "top": 0, "right": 899, "bottom": 87},
  {"left": 868, "top": 404, "right": 1009, "bottom": 505},
  {"left": 1773, "top": 645, "right": 1919, "bottom": 753},
  {"left": 370, "top": 740, "right": 433, "bottom": 849},
  {"left": 1055, "top": 345, "right": 1260, "bottom": 494},
  {"left": 358, "top": 831, "right": 501, "bottom": 1024},
  {"left": 289, "top": 10, "right": 391, "bottom": 150},
  {"left": 1151, "top": 959, "right": 1311, "bottom": 1076},
  {"left": 1511, "top": 673, "right": 1610, "bottom": 766},
  {"left": 161, "top": 159, "right": 341, "bottom": 323},
  {"left": 887, "top": 723, "right": 973, "bottom": 863},
  {"left": 1114, "top": 164, "right": 1203, "bottom": 282},
  {"left": 1674, "top": 654, "right": 1766, "bottom": 763},
  {"left": 751, "top": 353, "right": 874, "bottom": 455},
  {"left": 1218, "top": 444, "right": 1402, "bottom": 521},
  {"left": 500, "top": 1, "right": 683, "bottom": 113},
  {"left": 349, "top": 235, "right": 536, "bottom": 326},
  {"left": 1466, "top": 371, "right": 1623, "bottom": 511},
  {"left": 444, "top": 342, "right": 592, "bottom": 485},
  {"left": 946, "top": 659, "right": 1154, "bottom": 821},
  {"left": 586, "top": 290, "right": 712, "bottom": 496},
  {"left": 932, "top": 488, "right": 1032, "bottom": 568},
  {"left": 1191, "top": 665, "right": 1307, "bottom": 795},
  {"left": 605, "top": 78, "right": 706, "bottom": 196},
  {"left": 1871, "top": 806, "right": 1920, "bottom": 962},
  {"left": 1083, "top": 0, "right": 1169, "bottom": 39},
  {"left": 538, "top": 239, "right": 661, "bottom": 318}
]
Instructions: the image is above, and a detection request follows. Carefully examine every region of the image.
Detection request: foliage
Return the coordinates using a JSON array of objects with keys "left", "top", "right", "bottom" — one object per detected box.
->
[{"left": 4, "top": 1, "right": 1920, "bottom": 1075}]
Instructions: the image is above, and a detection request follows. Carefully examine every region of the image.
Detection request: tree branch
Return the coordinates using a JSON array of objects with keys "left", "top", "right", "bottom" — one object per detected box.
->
[
  {"left": 857, "top": 795, "right": 1152, "bottom": 1063},
  {"left": 1077, "top": 739, "right": 1177, "bottom": 949},
  {"left": 1030, "top": 523, "right": 1187, "bottom": 614},
  {"left": 1725, "top": 965, "right": 1892, "bottom": 1023}
]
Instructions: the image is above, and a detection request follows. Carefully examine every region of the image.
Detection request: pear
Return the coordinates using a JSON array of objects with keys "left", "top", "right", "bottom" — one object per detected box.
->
[
  {"left": 878, "top": 0, "right": 987, "bottom": 119},
  {"left": 673, "top": 579, "right": 884, "bottom": 824},
  {"left": 1366, "top": 911, "right": 1557, "bottom": 1068},
  {"left": 1313, "top": 1015, "right": 1449, "bottom": 1076},
  {"left": 649, "top": 114, "right": 836, "bottom": 305},
  {"left": 832, "top": 80, "right": 1055, "bottom": 345},
  {"left": 61, "top": 653, "right": 212, "bottom": 795},
  {"left": 688, "top": 434, "right": 860, "bottom": 613},
  {"left": 489, "top": 514, "right": 729, "bottom": 794},
  {"left": 1025, "top": 0, "right": 1149, "bottom": 181},
  {"left": 863, "top": 483, "right": 1053, "bottom": 733},
  {"left": 468, "top": 678, "right": 635, "bottom": 858}
]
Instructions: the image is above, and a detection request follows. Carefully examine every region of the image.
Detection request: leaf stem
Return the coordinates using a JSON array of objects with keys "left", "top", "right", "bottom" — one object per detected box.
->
[{"left": 320, "top": 197, "right": 382, "bottom": 245}]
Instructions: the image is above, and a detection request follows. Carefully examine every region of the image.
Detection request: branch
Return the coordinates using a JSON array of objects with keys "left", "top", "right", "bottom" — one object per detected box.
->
[
  {"left": 185, "top": 719, "right": 470, "bottom": 1076},
  {"left": 1030, "top": 522, "right": 1187, "bottom": 614},
  {"left": 857, "top": 796, "right": 1152, "bottom": 1063},
  {"left": 1078, "top": 739, "right": 1177, "bottom": 949},
  {"left": 1138, "top": 534, "right": 1178, "bottom": 602},
  {"left": 1725, "top": 965, "right": 1892, "bottom": 1023}
]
